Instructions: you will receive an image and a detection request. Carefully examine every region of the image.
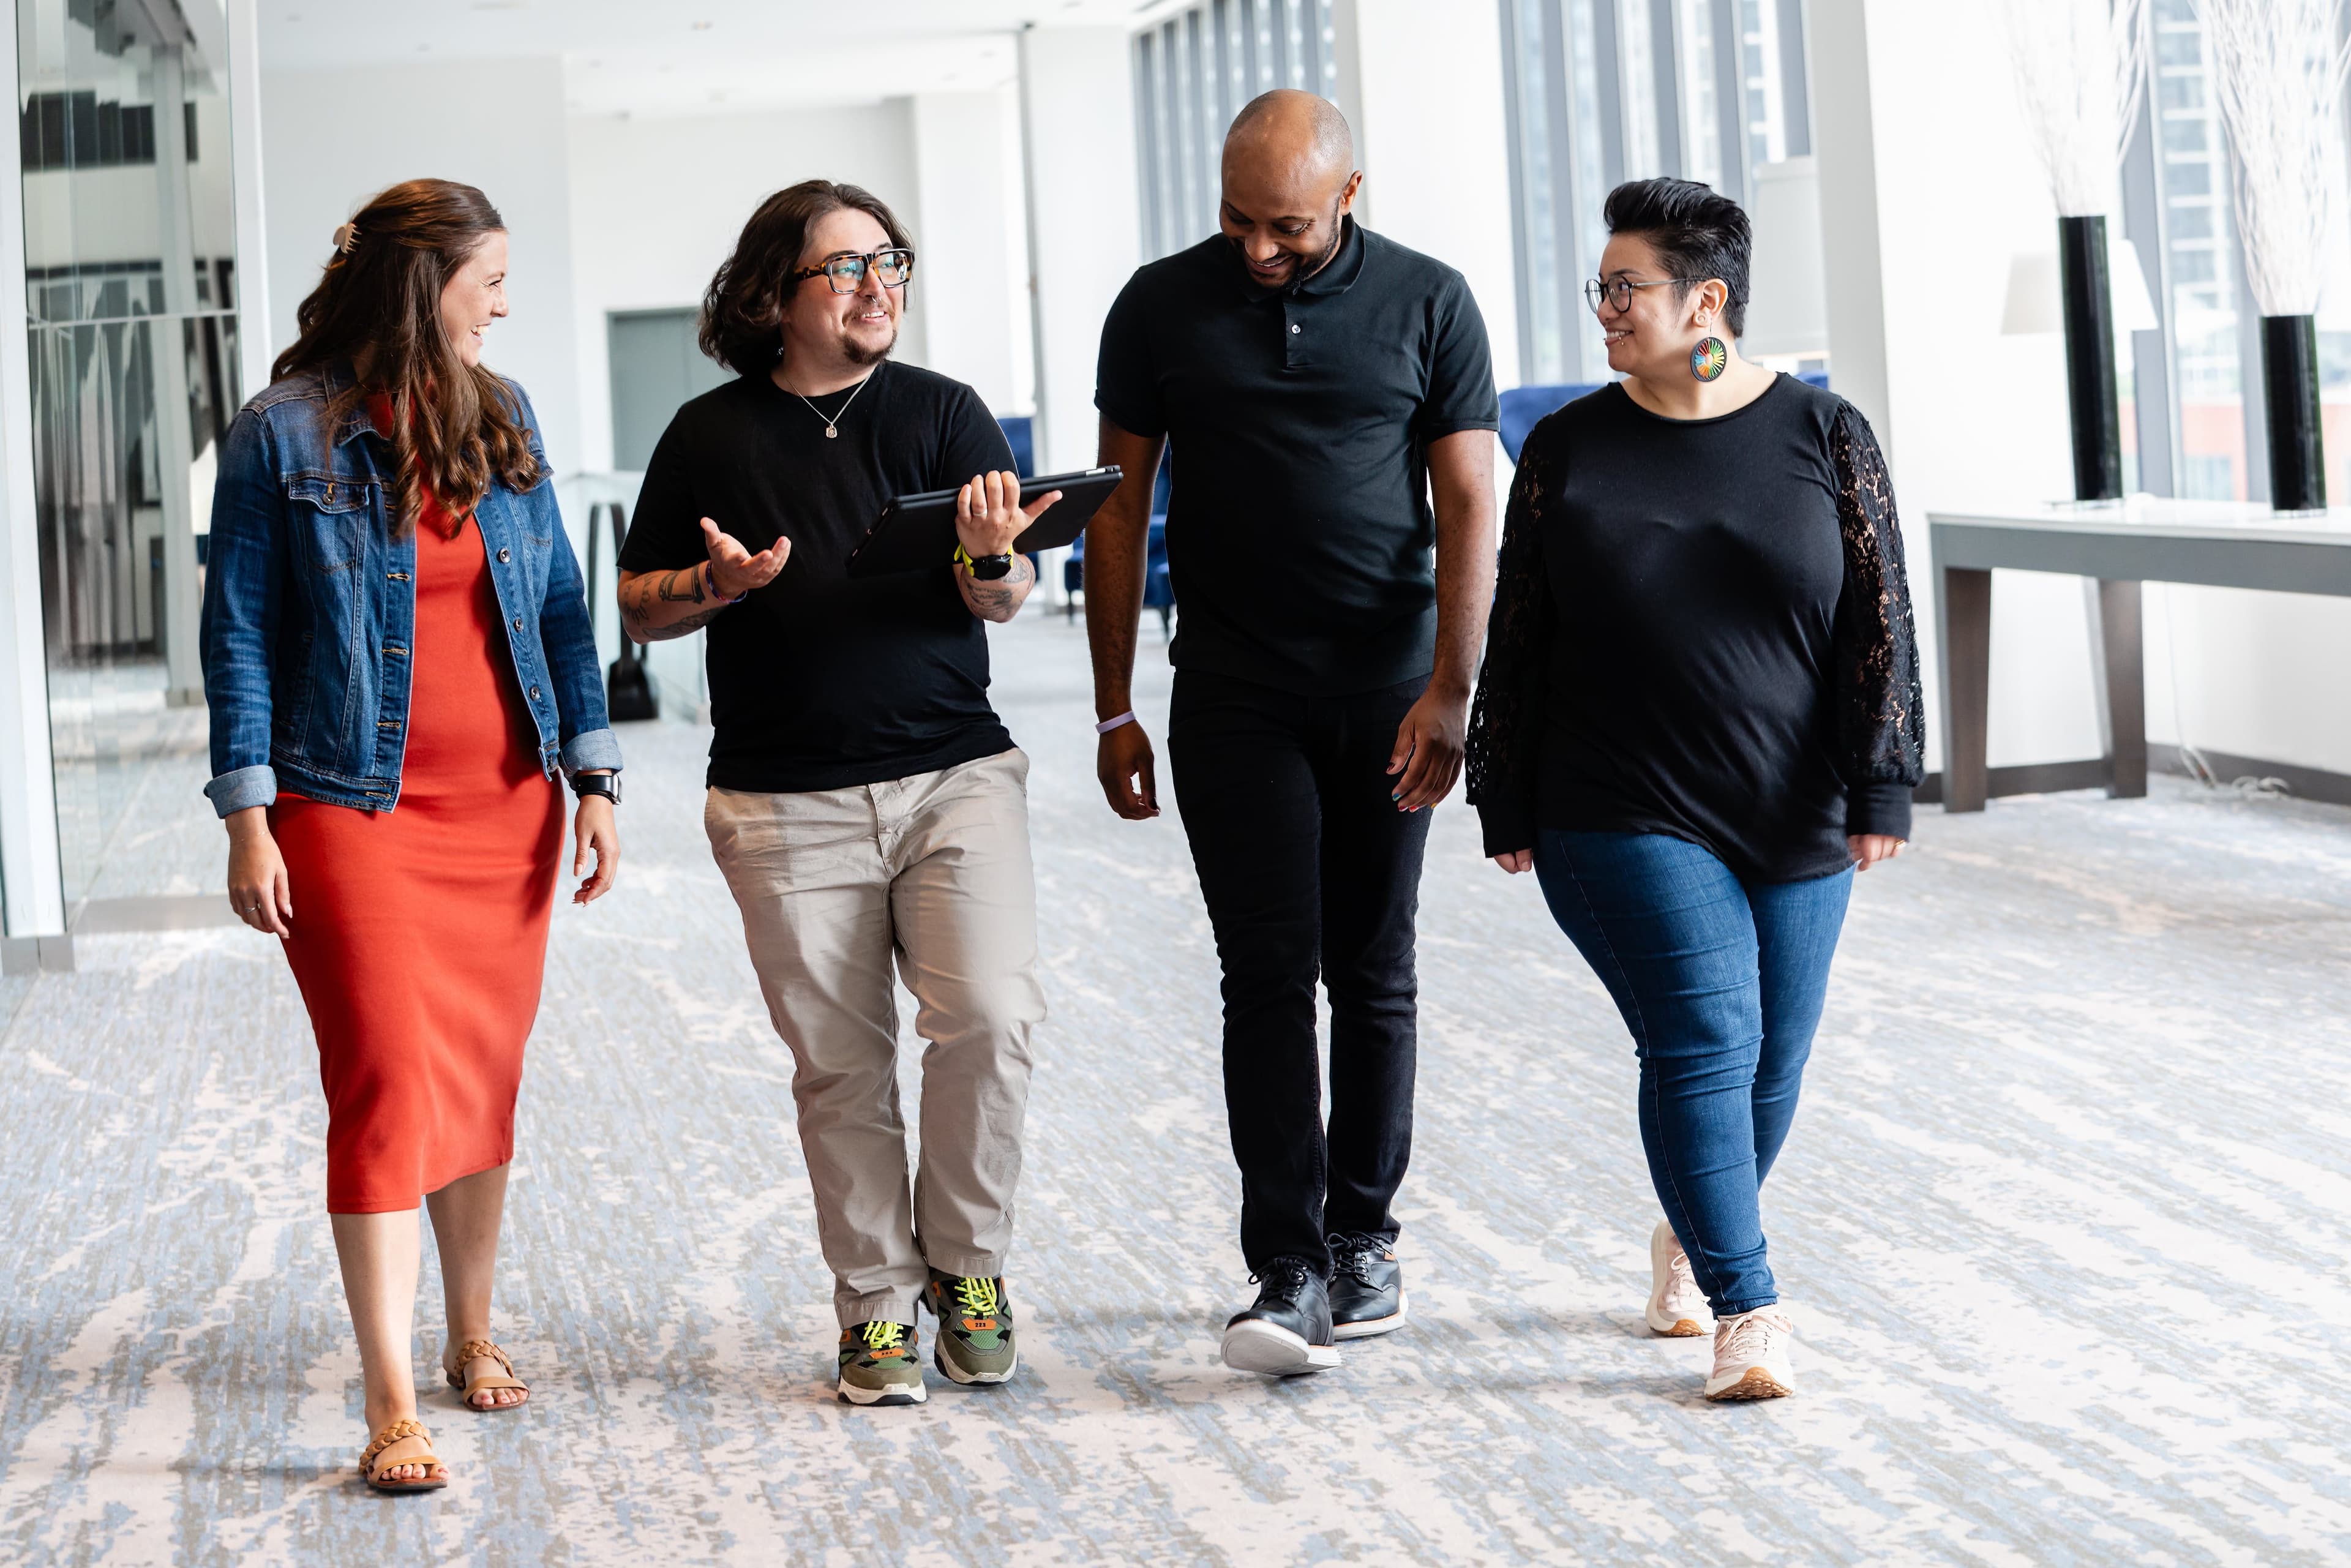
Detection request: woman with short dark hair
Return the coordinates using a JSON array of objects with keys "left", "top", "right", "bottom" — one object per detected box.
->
[
  {"left": 1466, "top": 176, "right": 1923, "bottom": 1402},
  {"left": 201, "top": 178, "right": 621, "bottom": 1490}
]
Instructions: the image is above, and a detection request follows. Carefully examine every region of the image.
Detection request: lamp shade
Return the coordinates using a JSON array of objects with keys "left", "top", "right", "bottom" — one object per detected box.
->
[{"left": 2003, "top": 239, "right": 2160, "bottom": 335}]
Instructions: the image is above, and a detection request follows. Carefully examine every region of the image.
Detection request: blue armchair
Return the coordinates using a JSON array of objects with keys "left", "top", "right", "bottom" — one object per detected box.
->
[
  {"left": 1499, "top": 384, "right": 1603, "bottom": 463},
  {"left": 1499, "top": 372, "right": 1829, "bottom": 463}
]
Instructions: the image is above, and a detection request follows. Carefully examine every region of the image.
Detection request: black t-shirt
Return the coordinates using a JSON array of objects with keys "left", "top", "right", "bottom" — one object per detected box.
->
[
  {"left": 1524, "top": 376, "right": 1918, "bottom": 882},
  {"left": 1095, "top": 219, "right": 1499, "bottom": 694},
  {"left": 619, "top": 362, "right": 1016, "bottom": 793}
]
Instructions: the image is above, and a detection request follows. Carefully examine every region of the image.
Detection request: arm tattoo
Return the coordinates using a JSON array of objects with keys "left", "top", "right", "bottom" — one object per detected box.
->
[
  {"left": 621, "top": 566, "right": 727, "bottom": 642},
  {"left": 656, "top": 567, "right": 709, "bottom": 604},
  {"left": 958, "top": 553, "right": 1035, "bottom": 622}
]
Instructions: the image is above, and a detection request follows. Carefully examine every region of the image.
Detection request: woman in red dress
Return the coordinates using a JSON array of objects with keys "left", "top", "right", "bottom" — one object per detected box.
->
[{"left": 199, "top": 180, "right": 622, "bottom": 1493}]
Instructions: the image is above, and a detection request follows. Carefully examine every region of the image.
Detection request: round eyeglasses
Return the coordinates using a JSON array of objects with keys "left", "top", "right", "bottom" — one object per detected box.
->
[
  {"left": 1583, "top": 275, "right": 1690, "bottom": 313},
  {"left": 792, "top": 248, "right": 915, "bottom": 294}
]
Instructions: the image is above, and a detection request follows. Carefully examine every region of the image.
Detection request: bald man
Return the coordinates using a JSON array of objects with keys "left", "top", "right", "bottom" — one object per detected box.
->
[{"left": 1089, "top": 91, "right": 1499, "bottom": 1377}]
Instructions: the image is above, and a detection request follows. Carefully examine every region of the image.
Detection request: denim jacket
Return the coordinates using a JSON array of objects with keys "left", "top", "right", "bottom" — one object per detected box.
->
[{"left": 200, "top": 365, "right": 621, "bottom": 816}]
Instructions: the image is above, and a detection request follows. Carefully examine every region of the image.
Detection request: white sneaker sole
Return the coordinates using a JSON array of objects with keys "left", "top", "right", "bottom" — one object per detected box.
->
[
  {"left": 1704, "top": 1364, "right": 1794, "bottom": 1401},
  {"left": 1648, "top": 1305, "right": 1712, "bottom": 1337},
  {"left": 935, "top": 1347, "right": 1019, "bottom": 1386},
  {"left": 836, "top": 1375, "right": 928, "bottom": 1406},
  {"left": 1332, "top": 1291, "right": 1409, "bottom": 1341},
  {"left": 1648, "top": 1225, "right": 1714, "bottom": 1338},
  {"left": 1221, "top": 1319, "right": 1343, "bottom": 1376}
]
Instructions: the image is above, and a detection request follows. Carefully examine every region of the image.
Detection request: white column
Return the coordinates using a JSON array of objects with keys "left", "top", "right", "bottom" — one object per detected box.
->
[
  {"left": 1805, "top": 0, "right": 1891, "bottom": 443},
  {"left": 1338, "top": 0, "right": 1521, "bottom": 391},
  {"left": 911, "top": 88, "right": 1030, "bottom": 415},
  {"left": 0, "top": 9, "right": 66, "bottom": 940},
  {"left": 226, "top": 0, "right": 273, "bottom": 400},
  {"left": 1808, "top": 0, "right": 2101, "bottom": 775},
  {"left": 1016, "top": 26, "right": 1139, "bottom": 475}
]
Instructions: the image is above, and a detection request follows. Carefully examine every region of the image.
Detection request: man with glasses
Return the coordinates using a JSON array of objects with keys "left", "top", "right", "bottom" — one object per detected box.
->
[
  {"left": 618, "top": 180, "right": 1054, "bottom": 1408},
  {"left": 1089, "top": 91, "right": 1500, "bottom": 1376}
]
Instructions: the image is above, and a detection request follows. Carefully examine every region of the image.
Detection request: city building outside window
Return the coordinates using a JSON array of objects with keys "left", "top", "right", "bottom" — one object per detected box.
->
[
  {"left": 1499, "top": 0, "right": 1815, "bottom": 389},
  {"left": 1133, "top": 0, "right": 1342, "bottom": 263}
]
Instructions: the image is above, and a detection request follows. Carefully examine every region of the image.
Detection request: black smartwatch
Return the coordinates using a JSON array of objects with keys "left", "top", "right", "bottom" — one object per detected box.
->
[
  {"left": 968, "top": 552, "right": 1016, "bottom": 581},
  {"left": 572, "top": 772, "right": 621, "bottom": 806}
]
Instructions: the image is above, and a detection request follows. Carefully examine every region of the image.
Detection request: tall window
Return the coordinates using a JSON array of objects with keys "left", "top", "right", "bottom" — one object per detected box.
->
[
  {"left": 2150, "top": 0, "right": 2243, "bottom": 500},
  {"left": 1134, "top": 0, "right": 1342, "bottom": 261},
  {"left": 1501, "top": 0, "right": 1815, "bottom": 386}
]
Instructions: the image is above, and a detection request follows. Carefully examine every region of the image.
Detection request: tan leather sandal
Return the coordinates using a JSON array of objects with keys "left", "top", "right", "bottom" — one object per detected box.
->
[
  {"left": 446, "top": 1338, "right": 531, "bottom": 1411},
  {"left": 359, "top": 1417, "right": 448, "bottom": 1493}
]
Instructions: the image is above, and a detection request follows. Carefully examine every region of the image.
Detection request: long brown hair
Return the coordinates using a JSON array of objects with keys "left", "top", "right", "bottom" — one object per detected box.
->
[
  {"left": 699, "top": 179, "right": 913, "bottom": 374},
  {"left": 273, "top": 178, "right": 541, "bottom": 538}
]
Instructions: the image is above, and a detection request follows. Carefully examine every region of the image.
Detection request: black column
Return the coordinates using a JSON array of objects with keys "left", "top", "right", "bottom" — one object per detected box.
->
[
  {"left": 2261, "top": 314, "right": 2326, "bottom": 512},
  {"left": 2058, "top": 216, "right": 2123, "bottom": 503}
]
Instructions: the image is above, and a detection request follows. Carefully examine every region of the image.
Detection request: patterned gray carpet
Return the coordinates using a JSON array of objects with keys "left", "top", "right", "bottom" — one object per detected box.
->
[{"left": 2, "top": 607, "right": 2349, "bottom": 1566}]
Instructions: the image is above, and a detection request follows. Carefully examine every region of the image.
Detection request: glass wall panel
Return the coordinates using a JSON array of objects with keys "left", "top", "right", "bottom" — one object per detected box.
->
[
  {"left": 1503, "top": 0, "right": 1565, "bottom": 381},
  {"left": 2150, "top": 0, "right": 2244, "bottom": 500},
  {"left": 2315, "top": 114, "right": 2351, "bottom": 503},
  {"left": 1737, "top": 0, "right": 1785, "bottom": 169},
  {"left": 1564, "top": 0, "right": 1609, "bottom": 377},
  {"left": 17, "top": 0, "right": 240, "bottom": 908},
  {"left": 1617, "top": 0, "right": 1663, "bottom": 179},
  {"left": 1676, "top": 0, "right": 1722, "bottom": 190},
  {"left": 1132, "top": 0, "right": 1348, "bottom": 263}
]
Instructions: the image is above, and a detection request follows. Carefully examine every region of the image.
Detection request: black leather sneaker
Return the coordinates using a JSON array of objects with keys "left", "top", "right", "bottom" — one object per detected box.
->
[
  {"left": 1220, "top": 1258, "right": 1343, "bottom": 1376},
  {"left": 1327, "top": 1232, "right": 1408, "bottom": 1340}
]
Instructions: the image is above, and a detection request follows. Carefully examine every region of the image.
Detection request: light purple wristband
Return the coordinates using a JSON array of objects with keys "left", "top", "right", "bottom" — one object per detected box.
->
[
  {"left": 704, "top": 560, "right": 747, "bottom": 606},
  {"left": 1095, "top": 711, "right": 1138, "bottom": 735}
]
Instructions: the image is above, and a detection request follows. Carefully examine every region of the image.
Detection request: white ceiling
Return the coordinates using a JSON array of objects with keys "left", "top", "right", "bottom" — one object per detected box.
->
[{"left": 260, "top": 0, "right": 1180, "bottom": 117}]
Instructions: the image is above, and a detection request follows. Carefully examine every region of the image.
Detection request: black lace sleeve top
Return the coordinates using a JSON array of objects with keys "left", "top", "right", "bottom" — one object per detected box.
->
[{"left": 1464, "top": 375, "right": 1925, "bottom": 883}]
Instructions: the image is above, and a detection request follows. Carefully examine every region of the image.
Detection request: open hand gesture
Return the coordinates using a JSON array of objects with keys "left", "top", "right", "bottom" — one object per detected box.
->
[{"left": 700, "top": 517, "right": 791, "bottom": 599}]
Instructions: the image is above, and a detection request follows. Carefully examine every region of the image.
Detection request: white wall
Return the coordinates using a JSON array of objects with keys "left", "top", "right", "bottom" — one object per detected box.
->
[
  {"left": 563, "top": 100, "right": 924, "bottom": 475},
  {"left": 258, "top": 58, "right": 583, "bottom": 474},
  {"left": 1018, "top": 26, "right": 1138, "bottom": 475},
  {"left": 912, "top": 88, "right": 1032, "bottom": 418},
  {"left": 2145, "top": 588, "right": 2351, "bottom": 774},
  {"left": 1347, "top": 0, "right": 1522, "bottom": 394},
  {"left": 1812, "top": 0, "right": 2102, "bottom": 775},
  {"left": 1817, "top": 0, "right": 2351, "bottom": 781}
]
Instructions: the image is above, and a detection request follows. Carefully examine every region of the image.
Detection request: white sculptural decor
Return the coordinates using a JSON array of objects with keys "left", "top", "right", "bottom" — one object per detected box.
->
[
  {"left": 1999, "top": 0, "right": 2148, "bottom": 501},
  {"left": 2204, "top": 0, "right": 2351, "bottom": 511}
]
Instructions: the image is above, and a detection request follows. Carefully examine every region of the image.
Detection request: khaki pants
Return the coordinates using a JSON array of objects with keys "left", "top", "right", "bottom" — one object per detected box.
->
[{"left": 705, "top": 748, "right": 1044, "bottom": 1328}]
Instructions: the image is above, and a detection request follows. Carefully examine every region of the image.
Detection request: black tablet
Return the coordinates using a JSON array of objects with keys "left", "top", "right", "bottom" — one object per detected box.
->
[{"left": 844, "top": 465, "right": 1125, "bottom": 579}]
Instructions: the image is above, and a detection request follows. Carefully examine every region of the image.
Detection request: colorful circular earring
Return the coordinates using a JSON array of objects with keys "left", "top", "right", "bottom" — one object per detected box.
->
[{"left": 1690, "top": 335, "right": 1728, "bottom": 383}]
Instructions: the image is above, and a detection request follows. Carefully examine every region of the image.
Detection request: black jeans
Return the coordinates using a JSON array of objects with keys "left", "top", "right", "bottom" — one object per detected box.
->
[{"left": 1167, "top": 669, "right": 1433, "bottom": 1277}]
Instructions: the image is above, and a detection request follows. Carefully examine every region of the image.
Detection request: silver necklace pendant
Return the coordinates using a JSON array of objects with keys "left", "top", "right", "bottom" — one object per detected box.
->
[{"left": 790, "top": 367, "right": 876, "bottom": 441}]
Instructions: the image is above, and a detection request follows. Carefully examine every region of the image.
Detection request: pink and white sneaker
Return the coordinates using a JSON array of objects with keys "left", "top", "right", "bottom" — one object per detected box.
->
[
  {"left": 1704, "top": 1304, "right": 1796, "bottom": 1401},
  {"left": 1645, "top": 1220, "right": 1714, "bottom": 1337}
]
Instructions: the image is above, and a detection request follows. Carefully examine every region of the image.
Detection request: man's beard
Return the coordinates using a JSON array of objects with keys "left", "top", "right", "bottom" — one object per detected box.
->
[
  {"left": 842, "top": 321, "right": 898, "bottom": 367},
  {"left": 1227, "top": 211, "right": 1346, "bottom": 285}
]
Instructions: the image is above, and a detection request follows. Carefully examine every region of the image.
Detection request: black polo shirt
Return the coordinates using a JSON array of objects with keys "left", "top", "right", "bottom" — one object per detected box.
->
[{"left": 1095, "top": 219, "right": 1498, "bottom": 694}]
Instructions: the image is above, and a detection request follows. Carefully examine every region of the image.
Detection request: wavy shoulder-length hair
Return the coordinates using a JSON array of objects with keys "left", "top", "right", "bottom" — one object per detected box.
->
[
  {"left": 699, "top": 179, "right": 913, "bottom": 374},
  {"left": 272, "top": 178, "right": 541, "bottom": 538}
]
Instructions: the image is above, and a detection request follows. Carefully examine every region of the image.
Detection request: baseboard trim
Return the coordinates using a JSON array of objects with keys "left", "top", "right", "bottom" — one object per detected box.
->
[
  {"left": 1, "top": 934, "right": 75, "bottom": 974},
  {"left": 1912, "top": 760, "right": 2111, "bottom": 806},
  {"left": 1913, "top": 749, "right": 2351, "bottom": 809},
  {"left": 70, "top": 894, "right": 245, "bottom": 935},
  {"left": 2150, "top": 744, "right": 2351, "bottom": 806}
]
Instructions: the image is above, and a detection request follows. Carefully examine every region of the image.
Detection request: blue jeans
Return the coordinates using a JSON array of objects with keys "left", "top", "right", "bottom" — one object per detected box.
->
[{"left": 1534, "top": 830, "right": 1852, "bottom": 1315}]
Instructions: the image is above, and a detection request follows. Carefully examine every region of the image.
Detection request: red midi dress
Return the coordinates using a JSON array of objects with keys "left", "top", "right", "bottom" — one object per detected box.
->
[{"left": 272, "top": 417, "right": 564, "bottom": 1213}]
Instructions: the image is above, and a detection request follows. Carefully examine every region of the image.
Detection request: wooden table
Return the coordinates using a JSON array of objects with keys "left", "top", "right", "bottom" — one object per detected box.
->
[{"left": 1926, "top": 498, "right": 2351, "bottom": 812}]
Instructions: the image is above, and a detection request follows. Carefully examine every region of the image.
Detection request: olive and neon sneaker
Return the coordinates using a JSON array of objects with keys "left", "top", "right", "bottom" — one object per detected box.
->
[
  {"left": 836, "top": 1319, "right": 927, "bottom": 1406},
  {"left": 923, "top": 1270, "right": 1019, "bottom": 1386}
]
